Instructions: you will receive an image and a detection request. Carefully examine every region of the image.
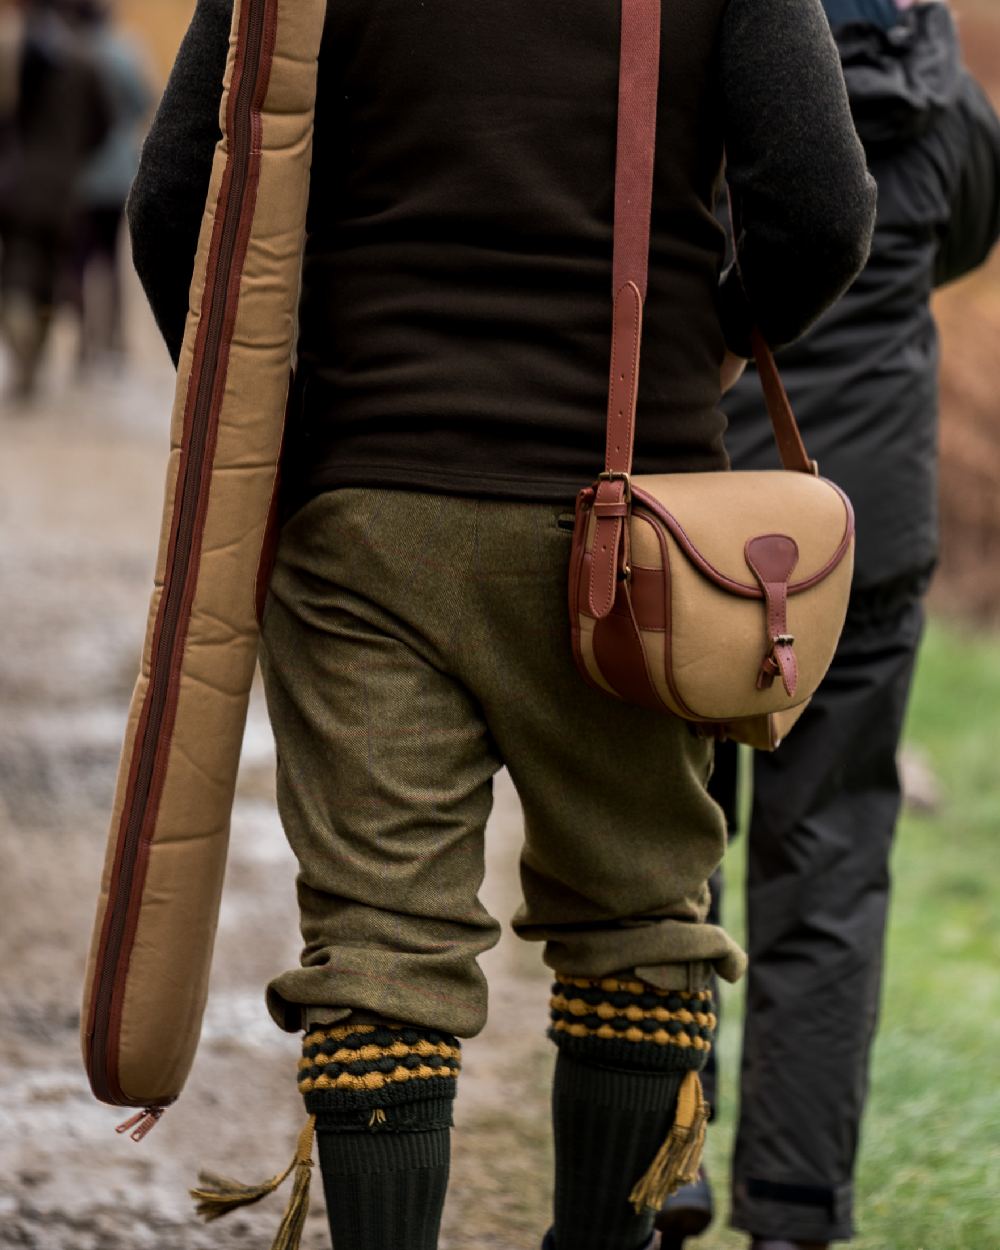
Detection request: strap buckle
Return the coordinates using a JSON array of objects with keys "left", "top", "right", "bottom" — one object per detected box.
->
[{"left": 597, "top": 470, "right": 632, "bottom": 503}]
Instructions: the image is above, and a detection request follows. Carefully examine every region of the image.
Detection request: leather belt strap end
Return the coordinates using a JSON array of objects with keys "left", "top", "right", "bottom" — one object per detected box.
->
[{"left": 588, "top": 283, "right": 644, "bottom": 619}]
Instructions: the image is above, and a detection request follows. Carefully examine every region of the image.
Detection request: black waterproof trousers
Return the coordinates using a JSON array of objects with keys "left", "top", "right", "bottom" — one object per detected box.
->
[{"left": 707, "top": 573, "right": 928, "bottom": 1243}]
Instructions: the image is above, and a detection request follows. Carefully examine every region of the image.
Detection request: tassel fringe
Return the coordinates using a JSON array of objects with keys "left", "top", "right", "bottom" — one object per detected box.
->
[
  {"left": 191, "top": 1115, "right": 316, "bottom": 1250},
  {"left": 270, "top": 1125, "right": 314, "bottom": 1250},
  {"left": 629, "top": 1070, "right": 709, "bottom": 1213}
]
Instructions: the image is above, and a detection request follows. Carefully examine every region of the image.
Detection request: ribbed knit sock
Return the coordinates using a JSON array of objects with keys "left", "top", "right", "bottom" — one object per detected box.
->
[
  {"left": 299, "top": 1021, "right": 460, "bottom": 1250},
  {"left": 547, "top": 975, "right": 716, "bottom": 1250}
]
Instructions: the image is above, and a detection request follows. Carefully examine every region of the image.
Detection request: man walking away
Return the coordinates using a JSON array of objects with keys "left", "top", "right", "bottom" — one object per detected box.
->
[
  {"left": 658, "top": 2, "right": 1000, "bottom": 1247},
  {"left": 126, "top": 0, "right": 879, "bottom": 1246}
]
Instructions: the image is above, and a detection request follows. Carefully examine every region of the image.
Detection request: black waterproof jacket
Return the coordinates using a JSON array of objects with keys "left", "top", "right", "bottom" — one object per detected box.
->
[{"left": 722, "top": 2, "right": 1000, "bottom": 588}]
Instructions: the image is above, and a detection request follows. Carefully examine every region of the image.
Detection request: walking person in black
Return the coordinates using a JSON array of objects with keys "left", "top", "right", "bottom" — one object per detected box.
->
[{"left": 658, "top": 3, "right": 1000, "bottom": 1248}]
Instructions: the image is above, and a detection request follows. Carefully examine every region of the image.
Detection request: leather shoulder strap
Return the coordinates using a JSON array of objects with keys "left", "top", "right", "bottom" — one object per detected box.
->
[
  {"left": 750, "top": 329, "right": 816, "bottom": 474},
  {"left": 613, "top": 0, "right": 661, "bottom": 303},
  {"left": 600, "top": 0, "right": 659, "bottom": 487},
  {"left": 603, "top": 0, "right": 815, "bottom": 480}
]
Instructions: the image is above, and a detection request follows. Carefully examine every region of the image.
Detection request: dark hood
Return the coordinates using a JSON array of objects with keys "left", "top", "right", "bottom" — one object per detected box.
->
[{"left": 833, "top": 3, "right": 962, "bottom": 149}]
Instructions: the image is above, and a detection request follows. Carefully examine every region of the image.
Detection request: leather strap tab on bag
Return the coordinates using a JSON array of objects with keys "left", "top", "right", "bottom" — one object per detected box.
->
[
  {"left": 589, "top": 283, "right": 643, "bottom": 618},
  {"left": 745, "top": 535, "right": 800, "bottom": 696}
]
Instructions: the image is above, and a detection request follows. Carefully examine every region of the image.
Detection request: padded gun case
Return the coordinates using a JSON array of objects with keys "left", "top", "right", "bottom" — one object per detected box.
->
[{"left": 81, "top": 0, "right": 328, "bottom": 1123}]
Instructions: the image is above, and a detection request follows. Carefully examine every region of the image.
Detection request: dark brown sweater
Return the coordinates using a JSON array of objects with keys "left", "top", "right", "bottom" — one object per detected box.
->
[{"left": 129, "top": 0, "right": 875, "bottom": 506}]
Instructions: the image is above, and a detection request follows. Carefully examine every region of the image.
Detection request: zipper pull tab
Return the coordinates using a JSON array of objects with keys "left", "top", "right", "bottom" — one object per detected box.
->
[{"left": 116, "top": 1107, "right": 165, "bottom": 1142}]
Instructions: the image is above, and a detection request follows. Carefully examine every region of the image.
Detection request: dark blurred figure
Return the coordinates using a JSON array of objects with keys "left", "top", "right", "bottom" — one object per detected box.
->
[
  {"left": 0, "top": 2, "right": 27, "bottom": 284},
  {"left": 0, "top": 0, "right": 109, "bottom": 403},
  {"left": 658, "top": 3, "right": 1000, "bottom": 1249},
  {"left": 0, "top": 4, "right": 21, "bottom": 122},
  {"left": 69, "top": 0, "right": 151, "bottom": 371}
]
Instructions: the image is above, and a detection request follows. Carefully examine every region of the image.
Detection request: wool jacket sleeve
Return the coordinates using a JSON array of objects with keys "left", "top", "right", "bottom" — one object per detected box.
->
[
  {"left": 718, "top": 0, "right": 877, "bottom": 356},
  {"left": 127, "top": 0, "right": 232, "bottom": 364},
  {"left": 933, "top": 72, "right": 1000, "bottom": 289}
]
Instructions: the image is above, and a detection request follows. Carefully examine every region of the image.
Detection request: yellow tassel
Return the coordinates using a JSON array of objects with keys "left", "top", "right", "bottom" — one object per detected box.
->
[
  {"left": 270, "top": 1118, "right": 316, "bottom": 1250},
  {"left": 191, "top": 1115, "right": 316, "bottom": 1250},
  {"left": 628, "top": 1070, "right": 709, "bottom": 1214}
]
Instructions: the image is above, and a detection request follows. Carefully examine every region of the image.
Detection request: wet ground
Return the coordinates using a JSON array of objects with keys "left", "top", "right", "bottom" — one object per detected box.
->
[{"left": 0, "top": 307, "right": 561, "bottom": 1249}]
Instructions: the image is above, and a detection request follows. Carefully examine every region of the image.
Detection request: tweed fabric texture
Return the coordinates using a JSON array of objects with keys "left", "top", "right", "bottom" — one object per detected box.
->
[{"left": 260, "top": 488, "right": 745, "bottom": 1038}]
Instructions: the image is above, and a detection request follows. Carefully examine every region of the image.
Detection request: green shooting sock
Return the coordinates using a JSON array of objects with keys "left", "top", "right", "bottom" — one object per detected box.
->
[
  {"left": 300, "top": 1021, "right": 460, "bottom": 1250},
  {"left": 548, "top": 975, "right": 716, "bottom": 1250}
]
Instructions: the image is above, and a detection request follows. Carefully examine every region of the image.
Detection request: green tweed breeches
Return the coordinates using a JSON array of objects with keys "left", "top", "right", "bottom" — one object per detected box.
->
[{"left": 259, "top": 488, "right": 746, "bottom": 1038}]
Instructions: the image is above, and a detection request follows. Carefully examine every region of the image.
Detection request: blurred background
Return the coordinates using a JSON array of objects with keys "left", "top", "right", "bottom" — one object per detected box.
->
[{"left": 0, "top": 2, "right": 997, "bottom": 1248}]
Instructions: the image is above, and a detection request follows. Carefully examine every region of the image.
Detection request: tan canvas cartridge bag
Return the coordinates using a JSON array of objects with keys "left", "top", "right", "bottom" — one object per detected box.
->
[{"left": 570, "top": 0, "right": 855, "bottom": 751}]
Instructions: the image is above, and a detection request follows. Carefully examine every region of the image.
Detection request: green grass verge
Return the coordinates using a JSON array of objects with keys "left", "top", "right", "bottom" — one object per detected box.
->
[{"left": 706, "top": 618, "right": 1000, "bottom": 1249}]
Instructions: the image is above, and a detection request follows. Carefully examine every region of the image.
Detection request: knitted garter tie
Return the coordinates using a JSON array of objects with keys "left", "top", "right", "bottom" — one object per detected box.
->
[
  {"left": 548, "top": 976, "right": 716, "bottom": 1060},
  {"left": 298, "top": 1023, "right": 461, "bottom": 1101}
]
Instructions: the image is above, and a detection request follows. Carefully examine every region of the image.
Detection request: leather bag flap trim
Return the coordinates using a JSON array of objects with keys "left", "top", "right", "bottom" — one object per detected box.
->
[{"left": 630, "top": 483, "right": 854, "bottom": 600}]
